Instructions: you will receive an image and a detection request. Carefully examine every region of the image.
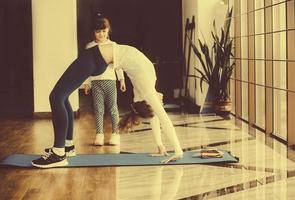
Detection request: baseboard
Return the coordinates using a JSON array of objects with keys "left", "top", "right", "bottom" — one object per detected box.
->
[
  {"left": 33, "top": 109, "right": 80, "bottom": 119},
  {"left": 181, "top": 97, "right": 201, "bottom": 114}
]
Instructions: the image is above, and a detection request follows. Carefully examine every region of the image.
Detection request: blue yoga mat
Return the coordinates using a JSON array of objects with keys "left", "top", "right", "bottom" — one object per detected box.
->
[{"left": 0, "top": 150, "right": 238, "bottom": 168}]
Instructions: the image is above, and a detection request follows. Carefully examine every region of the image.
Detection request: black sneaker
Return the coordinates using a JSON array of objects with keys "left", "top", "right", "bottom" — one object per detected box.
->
[
  {"left": 65, "top": 145, "right": 76, "bottom": 157},
  {"left": 44, "top": 145, "right": 76, "bottom": 157},
  {"left": 31, "top": 149, "right": 68, "bottom": 168}
]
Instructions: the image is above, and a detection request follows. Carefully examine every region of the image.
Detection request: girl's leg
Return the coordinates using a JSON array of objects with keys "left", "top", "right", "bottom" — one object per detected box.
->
[
  {"left": 104, "top": 80, "right": 120, "bottom": 145},
  {"left": 104, "top": 80, "right": 119, "bottom": 133},
  {"left": 92, "top": 81, "right": 105, "bottom": 134}
]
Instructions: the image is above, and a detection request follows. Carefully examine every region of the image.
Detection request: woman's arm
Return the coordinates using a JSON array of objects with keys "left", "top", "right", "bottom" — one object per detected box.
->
[{"left": 115, "top": 69, "right": 126, "bottom": 92}]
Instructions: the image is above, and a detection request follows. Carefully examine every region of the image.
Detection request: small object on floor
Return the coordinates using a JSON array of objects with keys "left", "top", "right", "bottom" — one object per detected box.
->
[
  {"left": 192, "top": 148, "right": 225, "bottom": 158},
  {"left": 200, "top": 149, "right": 224, "bottom": 158},
  {"left": 94, "top": 134, "right": 104, "bottom": 146},
  {"left": 44, "top": 145, "right": 76, "bottom": 157},
  {"left": 109, "top": 134, "right": 120, "bottom": 146},
  {"left": 31, "top": 148, "right": 68, "bottom": 168},
  {"left": 0, "top": 150, "right": 239, "bottom": 168}
]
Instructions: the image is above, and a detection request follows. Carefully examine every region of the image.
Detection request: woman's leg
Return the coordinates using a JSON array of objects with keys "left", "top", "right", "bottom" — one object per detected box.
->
[
  {"left": 64, "top": 98, "right": 76, "bottom": 157},
  {"left": 133, "top": 82, "right": 164, "bottom": 150},
  {"left": 49, "top": 46, "right": 108, "bottom": 148},
  {"left": 32, "top": 46, "right": 108, "bottom": 168},
  {"left": 143, "top": 89, "right": 183, "bottom": 156},
  {"left": 64, "top": 98, "right": 74, "bottom": 140}
]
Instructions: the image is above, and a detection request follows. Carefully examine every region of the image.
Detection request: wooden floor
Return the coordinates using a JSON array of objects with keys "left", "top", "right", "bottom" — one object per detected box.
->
[{"left": 1, "top": 94, "right": 295, "bottom": 200}]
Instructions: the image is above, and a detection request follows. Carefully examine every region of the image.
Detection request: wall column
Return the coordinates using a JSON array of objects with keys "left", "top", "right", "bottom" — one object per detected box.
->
[
  {"left": 247, "top": 0, "right": 255, "bottom": 125},
  {"left": 265, "top": 0, "right": 274, "bottom": 134},
  {"left": 287, "top": 0, "right": 295, "bottom": 147},
  {"left": 32, "top": 0, "right": 79, "bottom": 114},
  {"left": 234, "top": 0, "right": 242, "bottom": 118}
]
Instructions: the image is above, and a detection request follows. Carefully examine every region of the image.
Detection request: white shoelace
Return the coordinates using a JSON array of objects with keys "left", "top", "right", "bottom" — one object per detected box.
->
[{"left": 42, "top": 150, "right": 53, "bottom": 160}]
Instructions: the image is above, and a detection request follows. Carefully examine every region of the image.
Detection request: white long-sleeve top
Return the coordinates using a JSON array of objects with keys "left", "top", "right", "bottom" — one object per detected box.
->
[
  {"left": 84, "top": 40, "right": 124, "bottom": 85},
  {"left": 113, "top": 43, "right": 183, "bottom": 155},
  {"left": 111, "top": 43, "right": 158, "bottom": 100},
  {"left": 113, "top": 44, "right": 157, "bottom": 85}
]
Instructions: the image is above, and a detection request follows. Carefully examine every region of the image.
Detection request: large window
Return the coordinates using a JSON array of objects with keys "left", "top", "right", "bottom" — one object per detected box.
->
[
  {"left": 229, "top": 0, "right": 236, "bottom": 115},
  {"left": 255, "top": 0, "right": 265, "bottom": 129},
  {"left": 241, "top": 0, "right": 248, "bottom": 120},
  {"left": 273, "top": 1, "right": 287, "bottom": 140},
  {"left": 228, "top": 0, "right": 293, "bottom": 142}
]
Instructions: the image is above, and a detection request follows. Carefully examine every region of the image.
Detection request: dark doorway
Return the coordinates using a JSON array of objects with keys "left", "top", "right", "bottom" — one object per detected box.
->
[
  {"left": 77, "top": 0, "right": 183, "bottom": 105},
  {"left": 0, "top": 0, "right": 33, "bottom": 118}
]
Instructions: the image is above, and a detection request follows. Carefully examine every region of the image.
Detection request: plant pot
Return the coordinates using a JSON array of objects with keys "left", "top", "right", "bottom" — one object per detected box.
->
[
  {"left": 200, "top": 86, "right": 216, "bottom": 114},
  {"left": 214, "top": 99, "right": 232, "bottom": 119}
]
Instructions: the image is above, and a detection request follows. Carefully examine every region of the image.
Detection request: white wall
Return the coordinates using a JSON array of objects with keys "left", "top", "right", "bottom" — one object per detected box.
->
[
  {"left": 32, "top": 0, "right": 78, "bottom": 112},
  {"left": 182, "top": 0, "right": 198, "bottom": 103},
  {"left": 182, "top": 0, "right": 228, "bottom": 108}
]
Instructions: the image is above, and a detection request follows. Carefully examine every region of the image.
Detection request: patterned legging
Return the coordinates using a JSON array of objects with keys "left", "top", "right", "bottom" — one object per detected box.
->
[{"left": 91, "top": 80, "right": 119, "bottom": 134}]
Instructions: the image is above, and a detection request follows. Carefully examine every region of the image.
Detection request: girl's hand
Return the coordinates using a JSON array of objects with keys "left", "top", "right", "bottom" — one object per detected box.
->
[
  {"left": 84, "top": 84, "right": 91, "bottom": 95},
  {"left": 120, "top": 80, "right": 126, "bottom": 92}
]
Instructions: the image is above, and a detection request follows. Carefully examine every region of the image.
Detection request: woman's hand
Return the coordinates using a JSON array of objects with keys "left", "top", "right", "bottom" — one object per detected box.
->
[
  {"left": 120, "top": 80, "right": 126, "bottom": 92},
  {"left": 84, "top": 84, "right": 91, "bottom": 95},
  {"left": 150, "top": 145, "right": 170, "bottom": 157},
  {"left": 150, "top": 146, "right": 183, "bottom": 163},
  {"left": 160, "top": 153, "right": 183, "bottom": 164}
]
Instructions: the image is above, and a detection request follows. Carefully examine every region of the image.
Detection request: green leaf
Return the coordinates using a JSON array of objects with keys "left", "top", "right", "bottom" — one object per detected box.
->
[{"left": 189, "top": 6, "right": 235, "bottom": 102}]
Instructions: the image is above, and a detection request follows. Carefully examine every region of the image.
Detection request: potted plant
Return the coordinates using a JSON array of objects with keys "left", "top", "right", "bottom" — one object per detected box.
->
[{"left": 188, "top": 7, "right": 234, "bottom": 118}]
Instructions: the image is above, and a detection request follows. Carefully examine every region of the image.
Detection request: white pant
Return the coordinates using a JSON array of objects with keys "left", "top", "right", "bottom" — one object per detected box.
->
[{"left": 133, "top": 82, "right": 182, "bottom": 155}]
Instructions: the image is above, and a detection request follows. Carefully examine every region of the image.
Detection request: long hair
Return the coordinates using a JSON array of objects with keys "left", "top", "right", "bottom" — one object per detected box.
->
[{"left": 118, "top": 101, "right": 154, "bottom": 133}]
